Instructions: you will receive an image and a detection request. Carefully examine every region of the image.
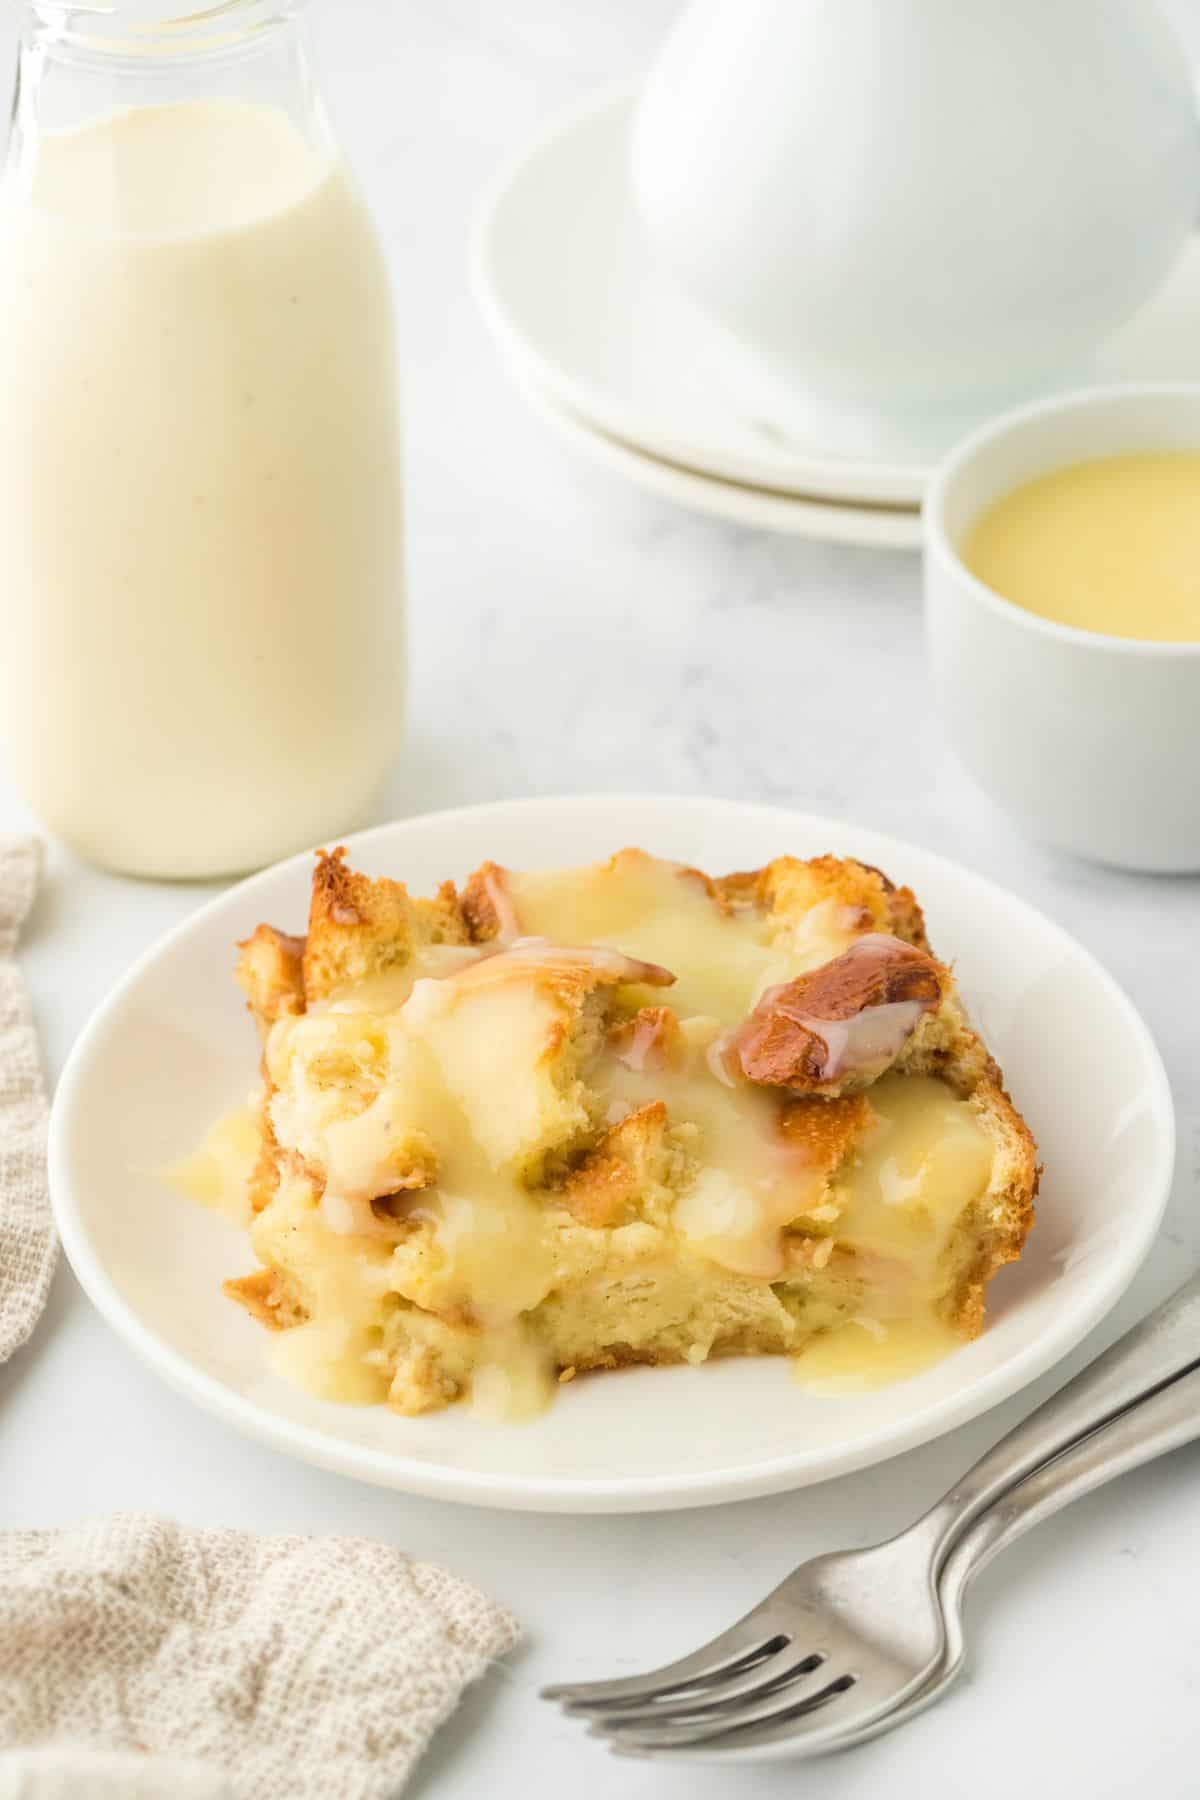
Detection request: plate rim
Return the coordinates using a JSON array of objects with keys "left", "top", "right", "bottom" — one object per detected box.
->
[
  {"left": 49, "top": 792, "right": 1176, "bottom": 1512},
  {"left": 469, "top": 84, "right": 934, "bottom": 507},
  {"left": 501, "top": 346, "right": 924, "bottom": 550}
]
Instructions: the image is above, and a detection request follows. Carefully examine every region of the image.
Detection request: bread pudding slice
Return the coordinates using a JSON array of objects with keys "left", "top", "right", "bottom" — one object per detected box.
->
[{"left": 202, "top": 846, "right": 1038, "bottom": 1419}]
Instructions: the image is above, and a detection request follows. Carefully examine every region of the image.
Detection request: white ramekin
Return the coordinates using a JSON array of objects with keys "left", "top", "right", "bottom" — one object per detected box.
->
[{"left": 924, "top": 383, "right": 1200, "bottom": 872}]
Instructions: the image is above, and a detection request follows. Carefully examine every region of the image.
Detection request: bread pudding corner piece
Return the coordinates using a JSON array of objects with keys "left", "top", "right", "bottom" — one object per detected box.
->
[
  {"left": 303, "top": 846, "right": 469, "bottom": 1005},
  {"left": 221, "top": 843, "right": 1038, "bottom": 1417}
]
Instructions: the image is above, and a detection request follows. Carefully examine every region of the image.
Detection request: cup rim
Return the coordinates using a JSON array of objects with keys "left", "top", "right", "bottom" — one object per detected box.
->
[{"left": 924, "top": 380, "right": 1200, "bottom": 660}]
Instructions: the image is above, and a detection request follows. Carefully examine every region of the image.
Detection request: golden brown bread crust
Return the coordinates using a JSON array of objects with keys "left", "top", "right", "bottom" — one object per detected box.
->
[
  {"left": 247, "top": 1097, "right": 282, "bottom": 1215},
  {"left": 731, "top": 936, "right": 946, "bottom": 1096},
  {"left": 559, "top": 1101, "right": 672, "bottom": 1229},
  {"left": 778, "top": 1091, "right": 874, "bottom": 1167},
  {"left": 459, "top": 860, "right": 514, "bottom": 942},
  {"left": 224, "top": 1268, "right": 309, "bottom": 1331},
  {"left": 883, "top": 882, "right": 930, "bottom": 950},
  {"left": 608, "top": 1005, "right": 683, "bottom": 1072},
  {"left": 715, "top": 855, "right": 930, "bottom": 951},
  {"left": 303, "top": 846, "right": 467, "bottom": 1004},
  {"left": 948, "top": 1064, "right": 1041, "bottom": 1336},
  {"left": 235, "top": 925, "right": 306, "bottom": 1038}
]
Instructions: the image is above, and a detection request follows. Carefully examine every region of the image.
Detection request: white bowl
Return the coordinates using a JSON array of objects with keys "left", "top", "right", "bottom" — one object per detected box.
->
[
  {"left": 48, "top": 795, "right": 1174, "bottom": 1512},
  {"left": 925, "top": 383, "right": 1200, "bottom": 872}
]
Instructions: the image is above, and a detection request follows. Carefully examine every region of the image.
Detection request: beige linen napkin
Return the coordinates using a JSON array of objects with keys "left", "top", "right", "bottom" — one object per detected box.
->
[
  {"left": 0, "top": 1748, "right": 231, "bottom": 1798},
  {"left": 0, "top": 1517, "right": 518, "bottom": 1799},
  {"left": 0, "top": 843, "right": 519, "bottom": 1796},
  {"left": 0, "top": 837, "right": 56, "bottom": 1366}
]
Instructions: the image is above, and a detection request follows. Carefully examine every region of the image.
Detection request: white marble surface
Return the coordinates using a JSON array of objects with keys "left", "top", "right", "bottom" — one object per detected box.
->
[{"left": 3, "top": 4, "right": 1200, "bottom": 1796}]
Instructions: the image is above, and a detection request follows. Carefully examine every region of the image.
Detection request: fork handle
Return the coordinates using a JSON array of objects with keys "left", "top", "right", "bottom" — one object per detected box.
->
[
  {"left": 915, "top": 1269, "right": 1200, "bottom": 1567},
  {"left": 945, "top": 1353, "right": 1200, "bottom": 1602}
]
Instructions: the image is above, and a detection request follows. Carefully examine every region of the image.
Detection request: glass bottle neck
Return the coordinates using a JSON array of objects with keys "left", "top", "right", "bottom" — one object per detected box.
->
[
  {"left": 22, "top": 1, "right": 307, "bottom": 61},
  {"left": 8, "top": 0, "right": 329, "bottom": 187}
]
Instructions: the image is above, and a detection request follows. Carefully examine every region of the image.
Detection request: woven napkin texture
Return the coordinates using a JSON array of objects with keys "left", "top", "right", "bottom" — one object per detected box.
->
[
  {"left": 0, "top": 836, "right": 55, "bottom": 1366},
  {"left": 0, "top": 1747, "right": 231, "bottom": 1798},
  {"left": 0, "top": 1515, "right": 519, "bottom": 1798}
]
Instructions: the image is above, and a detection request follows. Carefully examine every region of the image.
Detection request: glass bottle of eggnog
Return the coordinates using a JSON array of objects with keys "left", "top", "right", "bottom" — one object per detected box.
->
[{"left": 0, "top": 1, "right": 405, "bottom": 877}]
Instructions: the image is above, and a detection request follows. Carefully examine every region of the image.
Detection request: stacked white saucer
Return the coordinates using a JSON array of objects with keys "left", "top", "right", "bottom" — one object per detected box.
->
[{"left": 471, "top": 77, "right": 1200, "bottom": 549}]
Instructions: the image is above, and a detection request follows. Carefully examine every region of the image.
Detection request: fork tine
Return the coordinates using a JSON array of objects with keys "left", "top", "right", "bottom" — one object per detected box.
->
[
  {"left": 580, "top": 1647, "right": 829, "bottom": 1732},
  {"left": 541, "top": 1605, "right": 791, "bottom": 1708},
  {"left": 557, "top": 1638, "right": 791, "bottom": 1717},
  {"left": 599, "top": 1669, "right": 858, "bottom": 1754}
]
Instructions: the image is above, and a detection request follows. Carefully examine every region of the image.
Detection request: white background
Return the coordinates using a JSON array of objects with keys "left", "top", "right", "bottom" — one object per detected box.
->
[{"left": 3, "top": 3, "right": 1200, "bottom": 1796}]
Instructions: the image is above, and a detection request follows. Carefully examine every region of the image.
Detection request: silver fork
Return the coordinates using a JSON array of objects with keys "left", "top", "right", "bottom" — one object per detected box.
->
[
  {"left": 825, "top": 1353, "right": 1200, "bottom": 1753},
  {"left": 544, "top": 1270, "right": 1200, "bottom": 1760}
]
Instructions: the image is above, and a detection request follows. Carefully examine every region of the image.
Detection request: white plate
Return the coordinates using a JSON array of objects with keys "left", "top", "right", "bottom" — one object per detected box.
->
[
  {"left": 50, "top": 795, "right": 1174, "bottom": 1513},
  {"left": 472, "top": 86, "right": 1200, "bottom": 509},
  {"left": 509, "top": 354, "right": 923, "bottom": 549}
]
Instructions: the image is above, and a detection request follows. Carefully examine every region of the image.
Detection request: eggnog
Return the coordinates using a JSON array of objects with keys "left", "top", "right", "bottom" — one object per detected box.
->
[
  {"left": 0, "top": 100, "right": 404, "bottom": 876},
  {"left": 963, "top": 451, "right": 1200, "bottom": 643}
]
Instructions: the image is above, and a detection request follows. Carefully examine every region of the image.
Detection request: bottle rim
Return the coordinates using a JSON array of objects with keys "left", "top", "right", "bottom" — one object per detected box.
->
[{"left": 26, "top": 0, "right": 306, "bottom": 59}]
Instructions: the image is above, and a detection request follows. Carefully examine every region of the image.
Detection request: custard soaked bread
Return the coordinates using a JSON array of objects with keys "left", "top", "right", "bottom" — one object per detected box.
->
[{"left": 217, "top": 848, "right": 1037, "bottom": 1417}]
